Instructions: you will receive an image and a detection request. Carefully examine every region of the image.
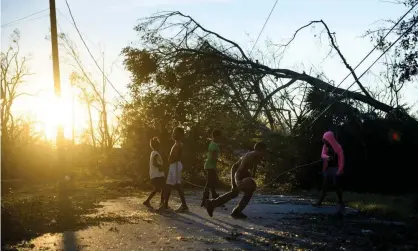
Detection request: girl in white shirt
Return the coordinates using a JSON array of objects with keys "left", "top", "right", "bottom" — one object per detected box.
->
[{"left": 143, "top": 137, "right": 165, "bottom": 208}]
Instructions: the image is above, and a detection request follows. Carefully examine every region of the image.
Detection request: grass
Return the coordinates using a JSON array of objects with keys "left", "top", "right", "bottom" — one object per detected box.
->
[
  {"left": 340, "top": 192, "right": 416, "bottom": 220},
  {"left": 257, "top": 181, "right": 417, "bottom": 221},
  {"left": 291, "top": 189, "right": 417, "bottom": 221}
]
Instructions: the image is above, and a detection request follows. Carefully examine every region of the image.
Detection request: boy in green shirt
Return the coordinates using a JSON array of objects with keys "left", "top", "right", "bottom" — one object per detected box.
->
[{"left": 201, "top": 129, "right": 222, "bottom": 207}]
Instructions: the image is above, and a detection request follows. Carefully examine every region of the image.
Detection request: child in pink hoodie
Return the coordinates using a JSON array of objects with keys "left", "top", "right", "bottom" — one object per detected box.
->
[{"left": 312, "top": 131, "right": 345, "bottom": 212}]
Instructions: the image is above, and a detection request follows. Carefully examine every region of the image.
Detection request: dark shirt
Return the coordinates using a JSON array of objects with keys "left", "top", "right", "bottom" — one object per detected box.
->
[{"left": 325, "top": 144, "right": 339, "bottom": 168}]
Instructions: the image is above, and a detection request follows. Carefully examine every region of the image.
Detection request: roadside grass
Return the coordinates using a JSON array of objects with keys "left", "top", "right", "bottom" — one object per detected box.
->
[
  {"left": 336, "top": 192, "right": 416, "bottom": 220},
  {"left": 257, "top": 180, "right": 417, "bottom": 221},
  {"left": 290, "top": 188, "right": 416, "bottom": 221}
]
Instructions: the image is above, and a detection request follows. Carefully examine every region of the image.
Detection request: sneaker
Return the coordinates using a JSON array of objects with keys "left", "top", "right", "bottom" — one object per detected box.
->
[
  {"left": 175, "top": 205, "right": 189, "bottom": 212},
  {"left": 231, "top": 211, "right": 247, "bottom": 219},
  {"left": 205, "top": 199, "right": 214, "bottom": 217},
  {"left": 143, "top": 201, "right": 151, "bottom": 207}
]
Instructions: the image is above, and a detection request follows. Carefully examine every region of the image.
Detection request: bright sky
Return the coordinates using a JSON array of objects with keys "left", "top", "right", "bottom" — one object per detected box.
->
[{"left": 1, "top": 0, "right": 416, "bottom": 141}]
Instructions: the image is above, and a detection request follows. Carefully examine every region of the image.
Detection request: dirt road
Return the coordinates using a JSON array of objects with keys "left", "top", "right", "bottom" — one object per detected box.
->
[{"left": 8, "top": 191, "right": 417, "bottom": 250}]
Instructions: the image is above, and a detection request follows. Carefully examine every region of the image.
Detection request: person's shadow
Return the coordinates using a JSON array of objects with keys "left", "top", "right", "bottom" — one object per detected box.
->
[
  {"left": 160, "top": 211, "right": 255, "bottom": 250},
  {"left": 57, "top": 190, "right": 80, "bottom": 251}
]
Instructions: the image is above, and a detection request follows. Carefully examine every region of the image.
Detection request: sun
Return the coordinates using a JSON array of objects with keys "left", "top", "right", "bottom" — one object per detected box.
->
[{"left": 32, "top": 91, "right": 88, "bottom": 142}]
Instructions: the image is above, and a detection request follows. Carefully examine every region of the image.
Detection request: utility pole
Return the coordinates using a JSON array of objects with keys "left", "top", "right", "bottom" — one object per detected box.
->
[
  {"left": 49, "top": 0, "right": 66, "bottom": 193},
  {"left": 72, "top": 89, "right": 75, "bottom": 146}
]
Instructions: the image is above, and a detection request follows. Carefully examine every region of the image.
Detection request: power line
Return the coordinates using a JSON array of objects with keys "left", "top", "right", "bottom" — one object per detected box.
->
[
  {"left": 308, "top": 16, "right": 418, "bottom": 127},
  {"left": 297, "top": 1, "right": 418, "bottom": 129},
  {"left": 257, "top": 159, "right": 322, "bottom": 192},
  {"left": 1, "top": 8, "right": 49, "bottom": 28},
  {"left": 55, "top": 8, "right": 101, "bottom": 51},
  {"left": 63, "top": 0, "right": 129, "bottom": 104},
  {"left": 249, "top": 0, "right": 278, "bottom": 55},
  {"left": 1, "top": 14, "right": 50, "bottom": 28},
  {"left": 319, "top": 1, "right": 417, "bottom": 104}
]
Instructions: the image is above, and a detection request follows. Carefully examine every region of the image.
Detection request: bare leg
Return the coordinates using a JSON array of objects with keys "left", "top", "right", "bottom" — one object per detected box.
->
[
  {"left": 231, "top": 191, "right": 253, "bottom": 218},
  {"left": 206, "top": 188, "right": 239, "bottom": 217},
  {"left": 205, "top": 164, "right": 240, "bottom": 217},
  {"left": 230, "top": 178, "right": 256, "bottom": 218},
  {"left": 314, "top": 175, "right": 329, "bottom": 206},
  {"left": 159, "top": 187, "right": 164, "bottom": 206},
  {"left": 162, "top": 186, "right": 172, "bottom": 209},
  {"left": 334, "top": 175, "right": 345, "bottom": 214},
  {"left": 144, "top": 188, "right": 158, "bottom": 206},
  {"left": 175, "top": 184, "right": 188, "bottom": 212}
]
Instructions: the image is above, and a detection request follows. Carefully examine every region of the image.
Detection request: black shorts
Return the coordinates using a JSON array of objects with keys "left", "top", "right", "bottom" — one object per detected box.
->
[
  {"left": 323, "top": 167, "right": 343, "bottom": 188},
  {"left": 151, "top": 177, "right": 165, "bottom": 190},
  {"left": 205, "top": 169, "right": 218, "bottom": 189}
]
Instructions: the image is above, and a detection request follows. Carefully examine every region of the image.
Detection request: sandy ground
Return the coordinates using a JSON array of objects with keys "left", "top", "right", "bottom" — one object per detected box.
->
[{"left": 8, "top": 191, "right": 418, "bottom": 251}]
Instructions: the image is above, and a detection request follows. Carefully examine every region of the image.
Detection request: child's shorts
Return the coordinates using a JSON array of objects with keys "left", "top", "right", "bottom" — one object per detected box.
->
[{"left": 166, "top": 161, "right": 183, "bottom": 185}]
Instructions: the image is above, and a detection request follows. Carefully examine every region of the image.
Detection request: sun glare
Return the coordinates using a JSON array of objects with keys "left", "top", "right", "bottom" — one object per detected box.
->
[{"left": 32, "top": 91, "right": 88, "bottom": 142}]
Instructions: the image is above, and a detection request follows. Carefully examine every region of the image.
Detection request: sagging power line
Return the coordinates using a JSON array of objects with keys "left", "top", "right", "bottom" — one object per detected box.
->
[
  {"left": 308, "top": 16, "right": 418, "bottom": 127},
  {"left": 249, "top": 0, "right": 278, "bottom": 55},
  {"left": 297, "top": 1, "right": 418, "bottom": 130},
  {"left": 64, "top": 0, "right": 129, "bottom": 104},
  {"left": 1, "top": 8, "right": 49, "bottom": 28}
]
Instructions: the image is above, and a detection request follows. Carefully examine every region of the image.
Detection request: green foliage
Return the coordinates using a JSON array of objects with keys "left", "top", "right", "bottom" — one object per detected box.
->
[{"left": 368, "top": 0, "right": 418, "bottom": 83}]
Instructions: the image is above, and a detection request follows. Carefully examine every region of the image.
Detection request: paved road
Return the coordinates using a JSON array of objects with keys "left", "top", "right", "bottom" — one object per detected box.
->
[{"left": 11, "top": 192, "right": 415, "bottom": 250}]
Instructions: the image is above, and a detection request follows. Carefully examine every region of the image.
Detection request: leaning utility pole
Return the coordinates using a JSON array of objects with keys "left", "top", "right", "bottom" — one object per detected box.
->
[
  {"left": 49, "top": 0, "right": 66, "bottom": 193},
  {"left": 72, "top": 89, "right": 75, "bottom": 146}
]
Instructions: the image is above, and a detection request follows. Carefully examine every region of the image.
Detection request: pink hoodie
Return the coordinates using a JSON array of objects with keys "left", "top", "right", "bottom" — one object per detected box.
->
[{"left": 321, "top": 131, "right": 344, "bottom": 174}]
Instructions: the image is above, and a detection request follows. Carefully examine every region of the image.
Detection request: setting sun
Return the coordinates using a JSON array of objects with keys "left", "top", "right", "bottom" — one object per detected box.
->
[{"left": 31, "top": 90, "right": 89, "bottom": 142}]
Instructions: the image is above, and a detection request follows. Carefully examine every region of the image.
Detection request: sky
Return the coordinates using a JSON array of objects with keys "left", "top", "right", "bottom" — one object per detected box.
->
[{"left": 1, "top": 0, "right": 416, "bottom": 140}]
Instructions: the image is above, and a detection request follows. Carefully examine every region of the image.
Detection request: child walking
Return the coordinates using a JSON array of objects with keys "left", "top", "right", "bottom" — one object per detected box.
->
[
  {"left": 201, "top": 129, "right": 222, "bottom": 207},
  {"left": 143, "top": 137, "right": 165, "bottom": 208},
  {"left": 312, "top": 131, "right": 345, "bottom": 214},
  {"left": 159, "top": 127, "right": 189, "bottom": 212}
]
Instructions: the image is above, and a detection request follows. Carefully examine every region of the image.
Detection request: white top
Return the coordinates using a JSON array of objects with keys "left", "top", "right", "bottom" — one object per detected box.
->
[{"left": 149, "top": 150, "right": 165, "bottom": 179}]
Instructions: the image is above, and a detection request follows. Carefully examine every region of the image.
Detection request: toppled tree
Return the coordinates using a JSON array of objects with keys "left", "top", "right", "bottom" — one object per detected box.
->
[
  {"left": 123, "top": 11, "right": 405, "bottom": 137},
  {"left": 121, "top": 11, "right": 418, "bottom": 192}
]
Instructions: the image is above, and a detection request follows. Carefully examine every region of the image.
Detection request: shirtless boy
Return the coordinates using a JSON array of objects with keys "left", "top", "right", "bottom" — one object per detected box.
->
[
  {"left": 205, "top": 142, "right": 266, "bottom": 219},
  {"left": 159, "top": 127, "right": 189, "bottom": 212}
]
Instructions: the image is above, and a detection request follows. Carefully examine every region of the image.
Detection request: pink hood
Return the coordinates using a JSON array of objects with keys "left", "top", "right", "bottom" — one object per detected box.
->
[{"left": 321, "top": 131, "right": 344, "bottom": 172}]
